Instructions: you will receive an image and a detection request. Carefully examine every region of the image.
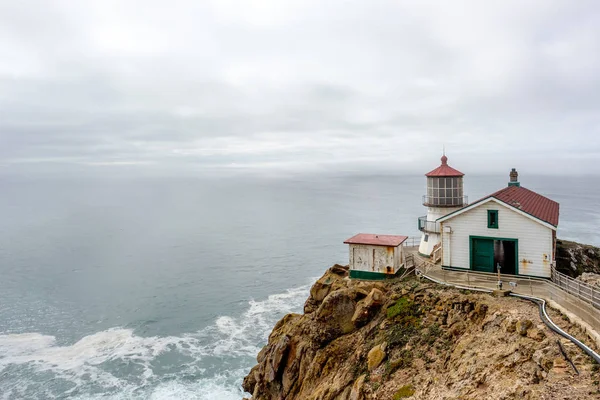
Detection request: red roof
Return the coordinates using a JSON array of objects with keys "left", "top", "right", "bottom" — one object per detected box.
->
[
  {"left": 425, "top": 155, "right": 465, "bottom": 177},
  {"left": 344, "top": 233, "right": 408, "bottom": 247},
  {"left": 487, "top": 186, "right": 560, "bottom": 226}
]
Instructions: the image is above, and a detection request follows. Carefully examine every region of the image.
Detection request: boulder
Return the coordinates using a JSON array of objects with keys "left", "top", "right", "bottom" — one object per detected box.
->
[
  {"left": 316, "top": 289, "right": 357, "bottom": 335},
  {"left": 351, "top": 288, "right": 386, "bottom": 326},
  {"left": 516, "top": 319, "right": 533, "bottom": 336},
  {"left": 367, "top": 343, "right": 387, "bottom": 371},
  {"left": 330, "top": 264, "right": 350, "bottom": 276},
  {"left": 305, "top": 268, "right": 347, "bottom": 313},
  {"left": 527, "top": 328, "right": 546, "bottom": 342}
]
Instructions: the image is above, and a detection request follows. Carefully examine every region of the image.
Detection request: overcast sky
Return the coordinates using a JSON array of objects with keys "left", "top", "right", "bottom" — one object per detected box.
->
[{"left": 1, "top": 0, "right": 600, "bottom": 177}]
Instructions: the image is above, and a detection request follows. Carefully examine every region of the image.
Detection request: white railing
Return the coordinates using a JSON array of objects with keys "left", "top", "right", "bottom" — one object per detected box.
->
[
  {"left": 402, "top": 236, "right": 421, "bottom": 248},
  {"left": 422, "top": 195, "right": 468, "bottom": 207},
  {"left": 551, "top": 266, "right": 600, "bottom": 310}
]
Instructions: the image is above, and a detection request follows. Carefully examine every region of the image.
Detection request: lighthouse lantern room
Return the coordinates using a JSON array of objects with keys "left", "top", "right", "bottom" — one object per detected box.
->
[{"left": 418, "top": 154, "right": 467, "bottom": 258}]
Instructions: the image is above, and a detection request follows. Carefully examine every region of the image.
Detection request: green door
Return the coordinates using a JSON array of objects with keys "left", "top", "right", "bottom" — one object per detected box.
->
[{"left": 472, "top": 238, "right": 494, "bottom": 272}]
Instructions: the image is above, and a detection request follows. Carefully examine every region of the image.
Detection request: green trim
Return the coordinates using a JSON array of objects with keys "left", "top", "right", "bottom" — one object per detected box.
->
[
  {"left": 508, "top": 182, "right": 521, "bottom": 187},
  {"left": 487, "top": 209, "right": 499, "bottom": 229},
  {"left": 441, "top": 265, "right": 549, "bottom": 280},
  {"left": 349, "top": 268, "right": 406, "bottom": 280},
  {"left": 418, "top": 252, "right": 431, "bottom": 258},
  {"left": 349, "top": 270, "right": 386, "bottom": 280},
  {"left": 442, "top": 265, "right": 470, "bottom": 272},
  {"left": 469, "top": 235, "right": 519, "bottom": 275}
]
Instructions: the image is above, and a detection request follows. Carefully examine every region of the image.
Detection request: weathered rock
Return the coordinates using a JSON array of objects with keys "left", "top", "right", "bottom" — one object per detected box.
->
[
  {"left": 265, "top": 335, "right": 291, "bottom": 382},
  {"left": 330, "top": 264, "right": 350, "bottom": 276},
  {"left": 351, "top": 288, "right": 385, "bottom": 326},
  {"left": 349, "top": 374, "right": 366, "bottom": 400},
  {"left": 242, "top": 365, "right": 258, "bottom": 394},
  {"left": 556, "top": 239, "right": 600, "bottom": 277},
  {"left": 516, "top": 319, "right": 533, "bottom": 336},
  {"left": 305, "top": 269, "right": 348, "bottom": 314},
  {"left": 576, "top": 272, "right": 600, "bottom": 288},
  {"left": 243, "top": 264, "right": 600, "bottom": 400},
  {"left": 316, "top": 289, "right": 357, "bottom": 335},
  {"left": 367, "top": 343, "right": 387, "bottom": 371},
  {"left": 527, "top": 328, "right": 546, "bottom": 342}
]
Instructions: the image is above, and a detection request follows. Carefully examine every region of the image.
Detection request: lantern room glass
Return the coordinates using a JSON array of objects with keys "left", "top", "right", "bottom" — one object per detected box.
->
[{"left": 426, "top": 177, "right": 464, "bottom": 206}]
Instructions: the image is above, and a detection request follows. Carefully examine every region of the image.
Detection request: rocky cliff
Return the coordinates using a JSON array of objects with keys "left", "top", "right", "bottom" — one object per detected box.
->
[
  {"left": 556, "top": 239, "right": 600, "bottom": 278},
  {"left": 243, "top": 265, "right": 600, "bottom": 400}
]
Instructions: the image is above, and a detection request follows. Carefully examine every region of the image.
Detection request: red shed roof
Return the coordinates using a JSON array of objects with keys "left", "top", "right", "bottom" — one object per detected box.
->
[
  {"left": 425, "top": 155, "right": 465, "bottom": 177},
  {"left": 344, "top": 233, "right": 408, "bottom": 247},
  {"left": 487, "top": 185, "right": 560, "bottom": 227}
]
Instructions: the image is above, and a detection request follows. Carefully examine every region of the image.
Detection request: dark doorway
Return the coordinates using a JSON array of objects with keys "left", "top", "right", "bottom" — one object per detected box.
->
[{"left": 494, "top": 240, "right": 516, "bottom": 275}]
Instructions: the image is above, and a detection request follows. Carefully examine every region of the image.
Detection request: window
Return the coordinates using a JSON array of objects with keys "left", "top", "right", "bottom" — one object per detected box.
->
[
  {"left": 427, "top": 177, "right": 464, "bottom": 206},
  {"left": 488, "top": 210, "right": 499, "bottom": 229},
  {"left": 424, "top": 234, "right": 429, "bottom": 242}
]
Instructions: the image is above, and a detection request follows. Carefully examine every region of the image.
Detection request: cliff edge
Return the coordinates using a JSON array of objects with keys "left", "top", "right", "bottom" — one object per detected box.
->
[{"left": 243, "top": 265, "right": 599, "bottom": 399}]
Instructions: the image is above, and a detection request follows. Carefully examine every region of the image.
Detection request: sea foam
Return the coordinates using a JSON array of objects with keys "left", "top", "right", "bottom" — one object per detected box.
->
[{"left": 0, "top": 279, "right": 314, "bottom": 399}]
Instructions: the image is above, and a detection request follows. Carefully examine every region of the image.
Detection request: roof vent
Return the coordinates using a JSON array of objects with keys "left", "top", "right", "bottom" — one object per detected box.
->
[{"left": 509, "top": 168, "right": 520, "bottom": 187}]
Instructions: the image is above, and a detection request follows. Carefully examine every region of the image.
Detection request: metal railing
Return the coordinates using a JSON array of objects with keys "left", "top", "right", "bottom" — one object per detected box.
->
[
  {"left": 402, "top": 236, "right": 421, "bottom": 248},
  {"left": 422, "top": 195, "right": 468, "bottom": 207},
  {"left": 551, "top": 266, "right": 600, "bottom": 310},
  {"left": 418, "top": 216, "right": 441, "bottom": 233}
]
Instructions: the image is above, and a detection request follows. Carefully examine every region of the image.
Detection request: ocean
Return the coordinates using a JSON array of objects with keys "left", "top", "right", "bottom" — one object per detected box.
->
[{"left": 0, "top": 173, "right": 598, "bottom": 399}]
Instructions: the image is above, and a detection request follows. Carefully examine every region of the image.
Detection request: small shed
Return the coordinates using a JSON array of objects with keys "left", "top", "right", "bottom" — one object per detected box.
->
[{"left": 344, "top": 233, "right": 408, "bottom": 280}]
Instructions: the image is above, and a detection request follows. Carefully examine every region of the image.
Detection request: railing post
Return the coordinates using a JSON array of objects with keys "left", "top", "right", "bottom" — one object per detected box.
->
[{"left": 529, "top": 277, "right": 533, "bottom": 296}]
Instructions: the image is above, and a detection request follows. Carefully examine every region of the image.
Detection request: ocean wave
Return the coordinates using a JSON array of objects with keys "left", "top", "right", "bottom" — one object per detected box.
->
[{"left": 0, "top": 279, "right": 314, "bottom": 399}]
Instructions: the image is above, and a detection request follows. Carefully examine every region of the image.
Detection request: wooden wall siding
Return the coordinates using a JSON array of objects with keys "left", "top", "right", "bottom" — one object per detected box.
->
[
  {"left": 349, "top": 244, "right": 398, "bottom": 274},
  {"left": 441, "top": 200, "right": 554, "bottom": 278}
]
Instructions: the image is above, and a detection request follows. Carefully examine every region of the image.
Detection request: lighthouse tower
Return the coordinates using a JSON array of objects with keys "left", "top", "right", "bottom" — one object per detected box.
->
[{"left": 418, "top": 154, "right": 467, "bottom": 258}]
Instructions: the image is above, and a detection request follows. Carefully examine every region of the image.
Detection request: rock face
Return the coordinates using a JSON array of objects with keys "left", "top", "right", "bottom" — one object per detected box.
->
[
  {"left": 243, "top": 265, "right": 600, "bottom": 400},
  {"left": 577, "top": 272, "right": 600, "bottom": 288},
  {"left": 556, "top": 239, "right": 600, "bottom": 277}
]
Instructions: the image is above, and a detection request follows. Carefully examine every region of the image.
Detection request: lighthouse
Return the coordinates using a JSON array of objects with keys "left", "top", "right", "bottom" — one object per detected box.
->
[{"left": 418, "top": 154, "right": 467, "bottom": 258}]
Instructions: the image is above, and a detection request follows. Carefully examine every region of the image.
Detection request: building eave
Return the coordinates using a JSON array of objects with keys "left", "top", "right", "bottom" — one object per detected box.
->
[{"left": 437, "top": 197, "right": 558, "bottom": 231}]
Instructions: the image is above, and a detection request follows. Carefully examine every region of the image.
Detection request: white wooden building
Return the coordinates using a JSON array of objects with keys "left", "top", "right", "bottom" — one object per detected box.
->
[
  {"left": 344, "top": 233, "right": 408, "bottom": 280},
  {"left": 437, "top": 169, "right": 560, "bottom": 278}
]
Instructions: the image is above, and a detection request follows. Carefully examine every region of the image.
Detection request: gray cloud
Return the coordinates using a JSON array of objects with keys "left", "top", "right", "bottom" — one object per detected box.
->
[{"left": 1, "top": 0, "right": 600, "bottom": 177}]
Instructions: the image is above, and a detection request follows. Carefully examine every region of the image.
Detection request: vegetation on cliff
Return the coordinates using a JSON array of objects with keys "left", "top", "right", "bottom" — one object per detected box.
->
[{"left": 243, "top": 265, "right": 600, "bottom": 399}]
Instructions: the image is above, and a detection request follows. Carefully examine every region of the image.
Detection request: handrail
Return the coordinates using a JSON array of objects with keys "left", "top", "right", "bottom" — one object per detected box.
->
[
  {"left": 418, "top": 216, "right": 441, "bottom": 233},
  {"left": 402, "top": 236, "right": 422, "bottom": 248},
  {"left": 422, "top": 195, "right": 468, "bottom": 207},
  {"left": 551, "top": 265, "right": 600, "bottom": 310}
]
